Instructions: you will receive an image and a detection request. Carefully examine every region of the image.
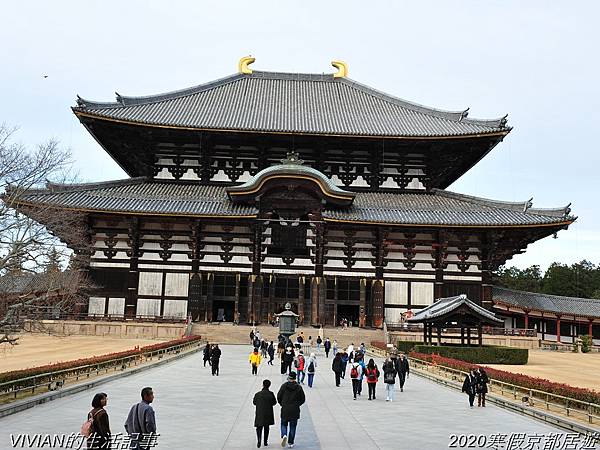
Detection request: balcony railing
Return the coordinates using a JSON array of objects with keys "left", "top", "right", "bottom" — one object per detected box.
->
[{"left": 386, "top": 323, "right": 537, "bottom": 337}]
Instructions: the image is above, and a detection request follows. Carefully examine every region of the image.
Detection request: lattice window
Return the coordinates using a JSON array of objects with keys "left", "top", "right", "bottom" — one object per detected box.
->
[
  {"left": 268, "top": 223, "right": 309, "bottom": 257},
  {"left": 337, "top": 279, "right": 360, "bottom": 302}
]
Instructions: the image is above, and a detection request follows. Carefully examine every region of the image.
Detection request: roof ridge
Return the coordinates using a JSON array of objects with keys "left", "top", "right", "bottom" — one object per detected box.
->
[
  {"left": 43, "top": 177, "right": 148, "bottom": 194},
  {"left": 493, "top": 286, "right": 600, "bottom": 304},
  {"left": 432, "top": 189, "right": 532, "bottom": 211},
  {"left": 75, "top": 73, "right": 245, "bottom": 109},
  {"left": 337, "top": 77, "right": 508, "bottom": 129}
]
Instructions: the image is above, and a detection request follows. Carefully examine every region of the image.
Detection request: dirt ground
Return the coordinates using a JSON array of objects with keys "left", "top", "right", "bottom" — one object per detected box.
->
[
  {"left": 0, "top": 334, "right": 166, "bottom": 373},
  {"left": 487, "top": 349, "right": 600, "bottom": 391}
]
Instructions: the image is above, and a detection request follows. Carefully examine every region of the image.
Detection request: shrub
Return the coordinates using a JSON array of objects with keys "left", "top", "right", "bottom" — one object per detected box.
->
[
  {"left": 580, "top": 335, "right": 593, "bottom": 353},
  {"left": 410, "top": 351, "right": 600, "bottom": 404},
  {"left": 396, "top": 341, "right": 421, "bottom": 354},
  {"left": 0, "top": 335, "right": 202, "bottom": 385},
  {"left": 412, "top": 345, "right": 528, "bottom": 365}
]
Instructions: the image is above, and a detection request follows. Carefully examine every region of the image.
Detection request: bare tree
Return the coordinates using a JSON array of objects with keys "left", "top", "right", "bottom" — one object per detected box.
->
[{"left": 0, "top": 124, "right": 92, "bottom": 343}]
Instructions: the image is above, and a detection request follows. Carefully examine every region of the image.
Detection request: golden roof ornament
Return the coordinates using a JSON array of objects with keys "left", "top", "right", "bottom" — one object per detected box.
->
[
  {"left": 331, "top": 60, "right": 348, "bottom": 78},
  {"left": 238, "top": 56, "right": 255, "bottom": 74}
]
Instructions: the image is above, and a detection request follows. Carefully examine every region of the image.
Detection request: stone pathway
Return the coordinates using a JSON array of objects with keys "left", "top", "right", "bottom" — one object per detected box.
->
[{"left": 0, "top": 345, "right": 590, "bottom": 450}]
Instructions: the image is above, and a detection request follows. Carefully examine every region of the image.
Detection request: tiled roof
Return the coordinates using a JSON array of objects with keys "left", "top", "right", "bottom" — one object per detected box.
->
[
  {"left": 407, "top": 294, "right": 503, "bottom": 323},
  {"left": 10, "top": 179, "right": 574, "bottom": 227},
  {"left": 73, "top": 71, "right": 510, "bottom": 138},
  {"left": 493, "top": 287, "right": 600, "bottom": 319}
]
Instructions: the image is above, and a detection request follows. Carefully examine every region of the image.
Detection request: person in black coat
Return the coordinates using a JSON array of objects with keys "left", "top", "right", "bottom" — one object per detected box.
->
[
  {"left": 267, "top": 341, "right": 275, "bottom": 365},
  {"left": 331, "top": 353, "right": 343, "bottom": 387},
  {"left": 324, "top": 338, "right": 331, "bottom": 358},
  {"left": 281, "top": 347, "right": 295, "bottom": 375},
  {"left": 203, "top": 343, "right": 211, "bottom": 367},
  {"left": 253, "top": 379, "right": 277, "bottom": 448},
  {"left": 397, "top": 353, "right": 410, "bottom": 392},
  {"left": 277, "top": 372, "right": 306, "bottom": 448},
  {"left": 462, "top": 369, "right": 477, "bottom": 408},
  {"left": 210, "top": 345, "right": 222, "bottom": 376},
  {"left": 476, "top": 368, "right": 489, "bottom": 407}
]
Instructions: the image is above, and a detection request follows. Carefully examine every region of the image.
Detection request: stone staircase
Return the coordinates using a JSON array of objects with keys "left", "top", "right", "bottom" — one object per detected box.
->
[{"left": 190, "top": 322, "right": 384, "bottom": 348}]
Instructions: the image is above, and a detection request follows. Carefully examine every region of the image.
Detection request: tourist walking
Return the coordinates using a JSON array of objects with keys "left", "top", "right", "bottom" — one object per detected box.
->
[
  {"left": 332, "top": 340, "right": 338, "bottom": 356},
  {"left": 316, "top": 336, "right": 322, "bottom": 352},
  {"left": 397, "top": 353, "right": 410, "bottom": 392},
  {"left": 349, "top": 359, "right": 363, "bottom": 400},
  {"left": 294, "top": 351, "right": 306, "bottom": 384},
  {"left": 203, "top": 343, "right": 211, "bottom": 367},
  {"left": 357, "top": 353, "right": 366, "bottom": 396},
  {"left": 281, "top": 347, "right": 295, "bottom": 375},
  {"left": 306, "top": 353, "right": 317, "bottom": 388},
  {"left": 84, "top": 393, "right": 110, "bottom": 449},
  {"left": 260, "top": 340, "right": 268, "bottom": 358},
  {"left": 324, "top": 338, "right": 331, "bottom": 358},
  {"left": 267, "top": 341, "right": 275, "bottom": 365},
  {"left": 365, "top": 359, "right": 380, "bottom": 401},
  {"left": 250, "top": 330, "right": 255, "bottom": 344},
  {"left": 249, "top": 348, "right": 262, "bottom": 376},
  {"left": 332, "top": 353, "right": 343, "bottom": 387},
  {"left": 462, "top": 369, "right": 478, "bottom": 408},
  {"left": 340, "top": 352, "right": 349, "bottom": 379},
  {"left": 253, "top": 379, "right": 277, "bottom": 448},
  {"left": 476, "top": 368, "right": 489, "bottom": 407},
  {"left": 124, "top": 387, "right": 157, "bottom": 450},
  {"left": 211, "top": 344, "right": 222, "bottom": 376},
  {"left": 382, "top": 357, "right": 397, "bottom": 402},
  {"left": 277, "top": 372, "right": 306, "bottom": 448}
]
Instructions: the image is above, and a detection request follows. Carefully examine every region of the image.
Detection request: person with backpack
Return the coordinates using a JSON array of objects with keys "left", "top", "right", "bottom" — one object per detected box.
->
[
  {"left": 82, "top": 393, "right": 110, "bottom": 449},
  {"left": 316, "top": 336, "right": 322, "bottom": 352},
  {"left": 356, "top": 353, "right": 367, "bottom": 396},
  {"left": 323, "top": 338, "right": 331, "bottom": 358},
  {"left": 349, "top": 359, "right": 363, "bottom": 400},
  {"left": 267, "top": 341, "right": 275, "bottom": 365},
  {"left": 253, "top": 379, "right": 277, "bottom": 448},
  {"left": 211, "top": 344, "right": 222, "bottom": 376},
  {"left": 331, "top": 353, "right": 343, "bottom": 387},
  {"left": 305, "top": 353, "right": 317, "bottom": 388},
  {"left": 202, "top": 342, "right": 212, "bottom": 367},
  {"left": 294, "top": 351, "right": 306, "bottom": 384},
  {"left": 382, "top": 357, "right": 397, "bottom": 402},
  {"left": 281, "top": 347, "right": 295, "bottom": 375},
  {"left": 365, "top": 359, "right": 380, "bottom": 401},
  {"left": 249, "top": 347, "right": 262, "bottom": 376},
  {"left": 124, "top": 387, "right": 157, "bottom": 450},
  {"left": 277, "top": 372, "right": 306, "bottom": 448}
]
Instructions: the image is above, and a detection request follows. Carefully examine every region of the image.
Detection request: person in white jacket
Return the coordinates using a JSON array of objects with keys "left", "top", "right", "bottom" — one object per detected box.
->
[{"left": 306, "top": 353, "right": 318, "bottom": 388}]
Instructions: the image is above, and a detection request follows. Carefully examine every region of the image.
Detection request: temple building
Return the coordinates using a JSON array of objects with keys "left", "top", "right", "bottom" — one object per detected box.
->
[{"left": 12, "top": 58, "right": 576, "bottom": 328}]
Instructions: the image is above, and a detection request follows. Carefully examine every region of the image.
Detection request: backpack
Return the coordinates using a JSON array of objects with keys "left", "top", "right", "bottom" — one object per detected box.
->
[
  {"left": 350, "top": 365, "right": 359, "bottom": 379},
  {"left": 367, "top": 368, "right": 377, "bottom": 382},
  {"left": 81, "top": 409, "right": 102, "bottom": 438},
  {"left": 294, "top": 359, "right": 299, "bottom": 369},
  {"left": 307, "top": 361, "right": 315, "bottom": 373}
]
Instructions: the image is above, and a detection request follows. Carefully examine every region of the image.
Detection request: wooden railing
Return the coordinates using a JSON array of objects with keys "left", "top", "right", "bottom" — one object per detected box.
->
[
  {"left": 387, "top": 324, "right": 537, "bottom": 337},
  {"left": 0, "top": 338, "right": 203, "bottom": 403},
  {"left": 408, "top": 355, "right": 600, "bottom": 425}
]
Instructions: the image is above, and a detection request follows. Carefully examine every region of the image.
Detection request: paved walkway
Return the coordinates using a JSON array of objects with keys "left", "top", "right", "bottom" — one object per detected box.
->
[{"left": 0, "top": 345, "right": 582, "bottom": 450}]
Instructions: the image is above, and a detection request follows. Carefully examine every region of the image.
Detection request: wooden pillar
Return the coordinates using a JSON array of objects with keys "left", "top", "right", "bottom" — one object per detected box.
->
[
  {"left": 428, "top": 321, "right": 433, "bottom": 344},
  {"left": 126, "top": 218, "right": 140, "bottom": 319},
  {"left": 248, "top": 223, "right": 263, "bottom": 324},
  {"left": 434, "top": 230, "right": 446, "bottom": 300},
  {"left": 359, "top": 278, "right": 367, "bottom": 328},
  {"left": 372, "top": 279, "right": 384, "bottom": 328},
  {"left": 206, "top": 272, "right": 214, "bottom": 322},
  {"left": 297, "top": 276, "right": 304, "bottom": 326},
  {"left": 423, "top": 322, "right": 428, "bottom": 344},
  {"left": 541, "top": 311, "right": 545, "bottom": 340},
  {"left": 267, "top": 274, "right": 275, "bottom": 324},
  {"left": 234, "top": 273, "right": 240, "bottom": 324},
  {"left": 524, "top": 311, "right": 529, "bottom": 330},
  {"left": 436, "top": 324, "right": 442, "bottom": 346},
  {"left": 589, "top": 319, "right": 594, "bottom": 338},
  {"left": 466, "top": 327, "right": 471, "bottom": 346},
  {"left": 478, "top": 323, "right": 483, "bottom": 347},
  {"left": 311, "top": 277, "right": 325, "bottom": 326},
  {"left": 556, "top": 316, "right": 561, "bottom": 343},
  {"left": 461, "top": 327, "right": 465, "bottom": 345}
]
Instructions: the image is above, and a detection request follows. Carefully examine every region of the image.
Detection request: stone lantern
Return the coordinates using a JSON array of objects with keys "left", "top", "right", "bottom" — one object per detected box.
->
[{"left": 276, "top": 302, "right": 299, "bottom": 344}]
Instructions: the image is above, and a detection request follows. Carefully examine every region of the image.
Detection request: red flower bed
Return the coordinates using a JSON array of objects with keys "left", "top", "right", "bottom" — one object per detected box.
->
[
  {"left": 0, "top": 335, "right": 202, "bottom": 385},
  {"left": 410, "top": 351, "right": 600, "bottom": 405},
  {"left": 370, "top": 341, "right": 387, "bottom": 351}
]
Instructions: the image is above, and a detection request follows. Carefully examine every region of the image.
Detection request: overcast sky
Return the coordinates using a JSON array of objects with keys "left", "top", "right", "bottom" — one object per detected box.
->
[{"left": 1, "top": 1, "right": 599, "bottom": 271}]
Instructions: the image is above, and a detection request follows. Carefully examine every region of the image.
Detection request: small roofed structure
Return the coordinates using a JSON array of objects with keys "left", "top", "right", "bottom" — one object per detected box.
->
[{"left": 408, "top": 294, "right": 503, "bottom": 346}]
